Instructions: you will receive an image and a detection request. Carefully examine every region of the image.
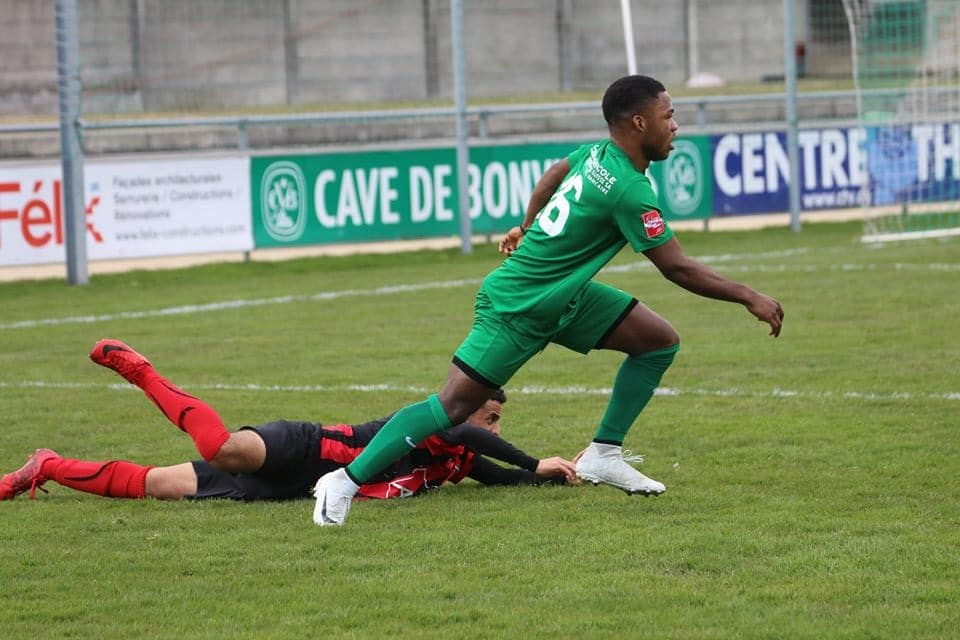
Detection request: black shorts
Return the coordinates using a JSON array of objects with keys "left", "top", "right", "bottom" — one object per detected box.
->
[{"left": 190, "top": 419, "right": 334, "bottom": 501}]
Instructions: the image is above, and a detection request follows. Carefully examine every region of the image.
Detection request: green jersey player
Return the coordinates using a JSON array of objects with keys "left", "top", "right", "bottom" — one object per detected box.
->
[{"left": 313, "top": 75, "right": 785, "bottom": 526}]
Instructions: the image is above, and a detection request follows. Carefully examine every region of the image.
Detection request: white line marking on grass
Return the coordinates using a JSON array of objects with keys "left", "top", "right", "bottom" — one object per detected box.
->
[
  {"left": 3, "top": 380, "right": 957, "bottom": 402},
  {"left": 0, "top": 250, "right": 802, "bottom": 330},
  {"left": 0, "top": 278, "right": 482, "bottom": 330},
  {"left": 671, "top": 262, "right": 960, "bottom": 274},
  {"left": 609, "top": 258, "right": 960, "bottom": 275},
  {"left": 605, "top": 248, "right": 809, "bottom": 273},
  {"left": 3, "top": 246, "right": 955, "bottom": 330}
]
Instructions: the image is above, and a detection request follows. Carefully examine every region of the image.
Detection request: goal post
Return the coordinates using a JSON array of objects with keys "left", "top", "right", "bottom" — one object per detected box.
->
[{"left": 842, "top": 0, "right": 960, "bottom": 242}]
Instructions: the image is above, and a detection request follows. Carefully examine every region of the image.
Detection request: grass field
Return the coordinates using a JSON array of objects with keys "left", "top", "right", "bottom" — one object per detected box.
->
[{"left": 1, "top": 221, "right": 957, "bottom": 639}]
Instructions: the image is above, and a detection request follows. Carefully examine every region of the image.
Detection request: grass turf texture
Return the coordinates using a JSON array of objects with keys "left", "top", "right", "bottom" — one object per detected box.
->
[{"left": 1, "top": 221, "right": 957, "bottom": 639}]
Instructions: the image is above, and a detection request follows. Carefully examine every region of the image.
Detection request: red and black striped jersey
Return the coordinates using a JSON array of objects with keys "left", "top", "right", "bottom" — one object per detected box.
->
[{"left": 319, "top": 417, "right": 546, "bottom": 499}]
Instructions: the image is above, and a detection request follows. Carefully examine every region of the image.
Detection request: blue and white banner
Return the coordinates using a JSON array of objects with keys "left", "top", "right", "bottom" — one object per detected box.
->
[{"left": 711, "top": 123, "right": 960, "bottom": 215}]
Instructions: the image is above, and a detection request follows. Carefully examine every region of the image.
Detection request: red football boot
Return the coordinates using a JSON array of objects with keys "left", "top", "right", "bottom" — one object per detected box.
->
[
  {"left": 0, "top": 448, "right": 60, "bottom": 500},
  {"left": 89, "top": 339, "right": 152, "bottom": 385}
]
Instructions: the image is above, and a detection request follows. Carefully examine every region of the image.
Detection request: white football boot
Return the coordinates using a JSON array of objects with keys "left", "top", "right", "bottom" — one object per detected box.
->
[
  {"left": 312, "top": 468, "right": 360, "bottom": 526},
  {"left": 575, "top": 442, "right": 665, "bottom": 496}
]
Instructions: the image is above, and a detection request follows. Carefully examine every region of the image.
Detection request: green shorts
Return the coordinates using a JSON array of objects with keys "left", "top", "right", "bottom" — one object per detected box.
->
[{"left": 453, "top": 281, "right": 637, "bottom": 388}]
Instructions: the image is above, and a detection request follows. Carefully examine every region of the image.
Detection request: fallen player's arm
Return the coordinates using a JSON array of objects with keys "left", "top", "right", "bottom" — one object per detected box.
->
[
  {"left": 440, "top": 424, "right": 577, "bottom": 484},
  {"left": 467, "top": 455, "right": 566, "bottom": 486}
]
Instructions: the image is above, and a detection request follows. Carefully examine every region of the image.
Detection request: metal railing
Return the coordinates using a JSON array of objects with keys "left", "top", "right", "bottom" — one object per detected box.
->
[{"left": 2, "top": 86, "right": 951, "bottom": 156}]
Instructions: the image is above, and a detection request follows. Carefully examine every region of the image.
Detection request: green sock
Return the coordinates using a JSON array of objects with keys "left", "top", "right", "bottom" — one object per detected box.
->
[
  {"left": 346, "top": 394, "right": 452, "bottom": 483},
  {"left": 593, "top": 344, "right": 679, "bottom": 444}
]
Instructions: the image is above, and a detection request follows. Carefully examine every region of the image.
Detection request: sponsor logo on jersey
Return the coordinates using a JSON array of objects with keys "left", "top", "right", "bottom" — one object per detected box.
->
[
  {"left": 642, "top": 210, "right": 665, "bottom": 238},
  {"left": 387, "top": 478, "right": 416, "bottom": 498},
  {"left": 585, "top": 145, "right": 618, "bottom": 195}
]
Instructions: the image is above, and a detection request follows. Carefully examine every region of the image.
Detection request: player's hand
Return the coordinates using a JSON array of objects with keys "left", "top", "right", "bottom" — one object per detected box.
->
[
  {"left": 535, "top": 457, "right": 579, "bottom": 484},
  {"left": 746, "top": 293, "right": 784, "bottom": 337},
  {"left": 498, "top": 226, "right": 525, "bottom": 255}
]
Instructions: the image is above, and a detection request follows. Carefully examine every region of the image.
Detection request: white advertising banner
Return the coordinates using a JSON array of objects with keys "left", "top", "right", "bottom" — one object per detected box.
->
[{"left": 0, "top": 156, "right": 252, "bottom": 267}]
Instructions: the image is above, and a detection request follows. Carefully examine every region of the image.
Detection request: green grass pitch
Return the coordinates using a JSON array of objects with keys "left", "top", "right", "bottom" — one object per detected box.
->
[{"left": 1, "top": 221, "right": 957, "bottom": 639}]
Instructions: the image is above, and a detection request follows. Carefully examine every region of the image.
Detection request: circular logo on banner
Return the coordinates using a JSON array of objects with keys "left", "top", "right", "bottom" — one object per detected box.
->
[
  {"left": 664, "top": 140, "right": 703, "bottom": 217},
  {"left": 261, "top": 161, "right": 307, "bottom": 242}
]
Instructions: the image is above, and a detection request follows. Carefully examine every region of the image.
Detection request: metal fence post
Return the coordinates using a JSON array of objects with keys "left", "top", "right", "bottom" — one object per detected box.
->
[
  {"left": 619, "top": 0, "right": 638, "bottom": 74},
  {"left": 784, "top": 0, "right": 802, "bottom": 232},
  {"left": 451, "top": 0, "right": 472, "bottom": 254},
  {"left": 55, "top": 0, "right": 88, "bottom": 285}
]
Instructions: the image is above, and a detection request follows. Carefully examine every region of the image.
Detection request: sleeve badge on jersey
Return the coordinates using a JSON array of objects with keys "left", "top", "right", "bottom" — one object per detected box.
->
[{"left": 641, "top": 210, "right": 665, "bottom": 238}]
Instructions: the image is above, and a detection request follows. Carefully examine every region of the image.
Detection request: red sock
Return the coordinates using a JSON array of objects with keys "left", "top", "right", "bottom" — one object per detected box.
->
[
  {"left": 138, "top": 369, "right": 230, "bottom": 461},
  {"left": 42, "top": 457, "right": 152, "bottom": 499}
]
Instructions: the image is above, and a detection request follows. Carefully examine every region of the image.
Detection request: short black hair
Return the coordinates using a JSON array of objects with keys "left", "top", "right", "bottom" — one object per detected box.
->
[
  {"left": 490, "top": 388, "right": 507, "bottom": 403},
  {"left": 601, "top": 75, "right": 666, "bottom": 125}
]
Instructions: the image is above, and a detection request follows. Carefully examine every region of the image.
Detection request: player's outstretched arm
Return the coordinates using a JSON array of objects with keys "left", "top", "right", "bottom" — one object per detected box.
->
[
  {"left": 500, "top": 159, "right": 570, "bottom": 255},
  {"left": 534, "top": 457, "right": 579, "bottom": 483},
  {"left": 466, "top": 456, "right": 577, "bottom": 486},
  {"left": 446, "top": 425, "right": 578, "bottom": 484},
  {"left": 644, "top": 237, "right": 785, "bottom": 337}
]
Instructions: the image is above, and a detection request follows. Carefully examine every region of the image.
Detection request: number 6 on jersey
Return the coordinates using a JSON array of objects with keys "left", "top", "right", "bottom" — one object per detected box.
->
[{"left": 536, "top": 174, "right": 583, "bottom": 237}]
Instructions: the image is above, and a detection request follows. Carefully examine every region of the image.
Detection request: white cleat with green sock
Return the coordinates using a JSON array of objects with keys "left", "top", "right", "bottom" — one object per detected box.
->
[
  {"left": 312, "top": 468, "right": 360, "bottom": 526},
  {"left": 575, "top": 442, "right": 665, "bottom": 496}
]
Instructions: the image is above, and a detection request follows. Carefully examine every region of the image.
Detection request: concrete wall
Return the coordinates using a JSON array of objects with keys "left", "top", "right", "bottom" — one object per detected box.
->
[
  {"left": 1, "top": 0, "right": 58, "bottom": 116},
  {"left": 0, "top": 0, "right": 809, "bottom": 117}
]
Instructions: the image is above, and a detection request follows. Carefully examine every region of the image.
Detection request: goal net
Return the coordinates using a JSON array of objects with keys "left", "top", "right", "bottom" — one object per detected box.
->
[{"left": 842, "top": 0, "right": 960, "bottom": 242}]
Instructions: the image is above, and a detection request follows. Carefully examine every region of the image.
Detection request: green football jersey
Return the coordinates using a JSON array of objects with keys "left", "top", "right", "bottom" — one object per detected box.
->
[{"left": 483, "top": 140, "right": 674, "bottom": 320}]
